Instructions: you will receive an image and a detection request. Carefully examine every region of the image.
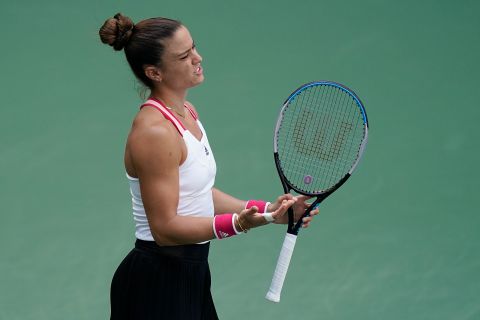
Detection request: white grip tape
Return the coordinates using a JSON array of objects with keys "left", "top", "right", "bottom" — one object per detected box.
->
[{"left": 265, "top": 233, "right": 298, "bottom": 302}]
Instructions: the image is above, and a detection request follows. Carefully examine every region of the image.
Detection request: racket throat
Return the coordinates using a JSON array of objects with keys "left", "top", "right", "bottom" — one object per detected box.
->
[
  {"left": 292, "top": 196, "right": 322, "bottom": 232},
  {"left": 287, "top": 207, "right": 298, "bottom": 235}
]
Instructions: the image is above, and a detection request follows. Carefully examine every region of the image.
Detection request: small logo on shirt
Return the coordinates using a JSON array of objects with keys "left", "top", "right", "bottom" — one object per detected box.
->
[{"left": 204, "top": 146, "right": 209, "bottom": 156}]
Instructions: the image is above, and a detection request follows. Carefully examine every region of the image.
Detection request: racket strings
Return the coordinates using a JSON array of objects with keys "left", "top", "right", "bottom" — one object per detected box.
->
[
  {"left": 303, "top": 85, "right": 357, "bottom": 188},
  {"left": 323, "top": 90, "right": 362, "bottom": 184},
  {"left": 344, "top": 98, "right": 366, "bottom": 170},
  {"left": 276, "top": 84, "right": 366, "bottom": 193}
]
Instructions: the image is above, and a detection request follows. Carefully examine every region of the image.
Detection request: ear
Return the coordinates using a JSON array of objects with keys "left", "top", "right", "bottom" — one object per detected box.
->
[{"left": 144, "top": 65, "right": 163, "bottom": 83}]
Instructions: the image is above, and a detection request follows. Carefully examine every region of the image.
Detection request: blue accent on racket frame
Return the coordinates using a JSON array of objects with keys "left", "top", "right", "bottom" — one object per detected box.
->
[{"left": 285, "top": 81, "right": 369, "bottom": 126}]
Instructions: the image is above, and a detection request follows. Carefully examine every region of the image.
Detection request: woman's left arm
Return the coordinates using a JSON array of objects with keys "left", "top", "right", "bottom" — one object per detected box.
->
[{"left": 212, "top": 187, "right": 247, "bottom": 214}]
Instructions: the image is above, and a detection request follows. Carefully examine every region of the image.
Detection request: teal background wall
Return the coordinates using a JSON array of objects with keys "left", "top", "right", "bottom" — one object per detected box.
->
[{"left": 1, "top": 0, "right": 479, "bottom": 319}]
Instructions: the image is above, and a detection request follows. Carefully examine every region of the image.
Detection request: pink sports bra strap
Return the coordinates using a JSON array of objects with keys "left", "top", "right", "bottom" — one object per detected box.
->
[{"left": 140, "top": 99, "right": 186, "bottom": 136}]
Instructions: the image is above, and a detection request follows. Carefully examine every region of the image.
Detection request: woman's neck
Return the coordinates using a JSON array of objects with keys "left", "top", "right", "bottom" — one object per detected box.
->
[{"left": 150, "top": 87, "right": 188, "bottom": 116}]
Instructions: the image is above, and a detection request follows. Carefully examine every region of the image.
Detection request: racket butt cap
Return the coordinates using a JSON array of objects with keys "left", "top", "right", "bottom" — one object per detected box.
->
[{"left": 265, "top": 292, "right": 280, "bottom": 303}]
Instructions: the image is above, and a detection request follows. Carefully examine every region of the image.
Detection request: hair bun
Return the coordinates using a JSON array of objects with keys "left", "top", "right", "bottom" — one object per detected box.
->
[{"left": 99, "top": 13, "right": 134, "bottom": 51}]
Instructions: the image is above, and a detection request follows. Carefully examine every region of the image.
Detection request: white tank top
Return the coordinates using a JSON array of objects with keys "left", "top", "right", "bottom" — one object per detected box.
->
[{"left": 127, "top": 98, "right": 217, "bottom": 241}]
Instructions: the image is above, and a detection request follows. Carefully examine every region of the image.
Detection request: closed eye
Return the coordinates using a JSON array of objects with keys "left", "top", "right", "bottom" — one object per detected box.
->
[{"left": 179, "top": 42, "right": 196, "bottom": 60}]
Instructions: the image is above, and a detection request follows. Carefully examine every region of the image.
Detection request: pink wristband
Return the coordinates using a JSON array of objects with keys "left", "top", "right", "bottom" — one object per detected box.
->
[
  {"left": 245, "top": 200, "right": 270, "bottom": 213},
  {"left": 213, "top": 213, "right": 240, "bottom": 239}
]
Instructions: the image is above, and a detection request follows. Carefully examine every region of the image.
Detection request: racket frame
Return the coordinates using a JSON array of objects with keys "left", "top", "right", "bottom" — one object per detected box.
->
[
  {"left": 266, "top": 81, "right": 369, "bottom": 303},
  {"left": 273, "top": 80, "right": 369, "bottom": 235}
]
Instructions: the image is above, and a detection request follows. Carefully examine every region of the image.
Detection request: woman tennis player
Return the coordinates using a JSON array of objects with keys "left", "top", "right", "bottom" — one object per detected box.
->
[{"left": 99, "top": 13, "right": 319, "bottom": 319}]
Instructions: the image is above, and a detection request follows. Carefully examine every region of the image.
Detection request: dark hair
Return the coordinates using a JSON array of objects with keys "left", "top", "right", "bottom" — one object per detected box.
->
[{"left": 99, "top": 13, "right": 182, "bottom": 89}]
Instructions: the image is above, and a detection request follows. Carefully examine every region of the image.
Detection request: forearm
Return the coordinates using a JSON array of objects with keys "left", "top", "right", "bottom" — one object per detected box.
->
[
  {"left": 150, "top": 211, "right": 252, "bottom": 244},
  {"left": 148, "top": 193, "right": 299, "bottom": 245},
  {"left": 149, "top": 188, "right": 278, "bottom": 245},
  {"left": 145, "top": 188, "right": 249, "bottom": 245},
  {"left": 150, "top": 215, "right": 215, "bottom": 245},
  {"left": 212, "top": 187, "right": 247, "bottom": 214}
]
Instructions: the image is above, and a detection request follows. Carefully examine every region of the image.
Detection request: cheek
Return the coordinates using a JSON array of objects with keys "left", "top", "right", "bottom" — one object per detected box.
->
[{"left": 176, "top": 62, "right": 192, "bottom": 75}]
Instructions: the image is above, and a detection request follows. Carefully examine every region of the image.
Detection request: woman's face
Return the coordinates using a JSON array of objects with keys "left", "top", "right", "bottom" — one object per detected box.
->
[{"left": 158, "top": 26, "right": 204, "bottom": 90}]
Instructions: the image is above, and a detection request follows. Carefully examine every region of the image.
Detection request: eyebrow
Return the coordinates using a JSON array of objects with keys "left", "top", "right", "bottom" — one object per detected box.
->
[{"left": 176, "top": 41, "right": 195, "bottom": 57}]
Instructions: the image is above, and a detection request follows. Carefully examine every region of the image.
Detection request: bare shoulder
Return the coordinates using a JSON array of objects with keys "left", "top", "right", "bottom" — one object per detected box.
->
[
  {"left": 126, "top": 107, "right": 183, "bottom": 174},
  {"left": 129, "top": 108, "right": 175, "bottom": 144}
]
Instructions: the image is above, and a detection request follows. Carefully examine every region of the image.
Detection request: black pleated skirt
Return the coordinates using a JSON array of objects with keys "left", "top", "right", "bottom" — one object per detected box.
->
[{"left": 110, "top": 239, "right": 218, "bottom": 320}]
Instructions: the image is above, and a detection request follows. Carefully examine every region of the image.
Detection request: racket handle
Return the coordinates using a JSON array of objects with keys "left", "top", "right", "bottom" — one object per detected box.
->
[{"left": 265, "top": 233, "right": 298, "bottom": 302}]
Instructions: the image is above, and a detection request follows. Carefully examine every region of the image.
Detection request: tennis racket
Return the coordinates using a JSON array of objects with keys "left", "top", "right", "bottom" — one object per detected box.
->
[{"left": 265, "top": 81, "right": 369, "bottom": 302}]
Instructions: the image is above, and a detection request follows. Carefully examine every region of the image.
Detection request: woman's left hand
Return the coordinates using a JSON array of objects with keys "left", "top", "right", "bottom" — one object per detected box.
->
[{"left": 267, "top": 194, "right": 320, "bottom": 228}]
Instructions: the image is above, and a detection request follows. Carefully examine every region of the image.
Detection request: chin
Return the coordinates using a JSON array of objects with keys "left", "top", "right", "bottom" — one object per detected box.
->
[{"left": 191, "top": 76, "right": 205, "bottom": 87}]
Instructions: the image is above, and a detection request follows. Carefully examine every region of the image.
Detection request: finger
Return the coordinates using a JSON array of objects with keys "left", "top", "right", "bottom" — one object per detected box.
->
[
  {"left": 243, "top": 206, "right": 258, "bottom": 217},
  {"left": 278, "top": 194, "right": 297, "bottom": 203},
  {"left": 240, "top": 207, "right": 263, "bottom": 229},
  {"left": 302, "top": 216, "right": 313, "bottom": 223},
  {"left": 296, "top": 195, "right": 312, "bottom": 202},
  {"left": 271, "top": 199, "right": 295, "bottom": 218},
  {"left": 269, "top": 195, "right": 289, "bottom": 211},
  {"left": 273, "top": 200, "right": 288, "bottom": 214},
  {"left": 302, "top": 217, "right": 312, "bottom": 228},
  {"left": 281, "top": 199, "right": 296, "bottom": 210}
]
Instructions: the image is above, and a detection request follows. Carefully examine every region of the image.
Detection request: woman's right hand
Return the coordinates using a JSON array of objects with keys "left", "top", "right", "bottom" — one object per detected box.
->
[{"left": 236, "top": 198, "right": 296, "bottom": 232}]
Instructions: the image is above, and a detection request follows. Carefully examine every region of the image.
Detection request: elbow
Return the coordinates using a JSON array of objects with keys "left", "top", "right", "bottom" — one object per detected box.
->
[
  {"left": 151, "top": 229, "right": 180, "bottom": 246},
  {"left": 149, "top": 222, "right": 183, "bottom": 246},
  {"left": 147, "top": 214, "right": 211, "bottom": 245}
]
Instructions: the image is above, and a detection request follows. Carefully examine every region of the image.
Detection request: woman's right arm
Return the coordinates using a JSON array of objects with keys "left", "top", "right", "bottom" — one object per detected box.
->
[
  {"left": 127, "top": 116, "right": 295, "bottom": 245},
  {"left": 128, "top": 120, "right": 215, "bottom": 245}
]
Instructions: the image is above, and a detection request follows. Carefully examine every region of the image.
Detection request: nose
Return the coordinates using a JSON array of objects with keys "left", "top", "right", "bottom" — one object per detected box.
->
[{"left": 192, "top": 49, "right": 202, "bottom": 64}]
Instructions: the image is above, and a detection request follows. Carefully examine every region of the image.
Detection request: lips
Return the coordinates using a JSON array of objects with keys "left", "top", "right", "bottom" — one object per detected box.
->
[{"left": 194, "top": 65, "right": 203, "bottom": 75}]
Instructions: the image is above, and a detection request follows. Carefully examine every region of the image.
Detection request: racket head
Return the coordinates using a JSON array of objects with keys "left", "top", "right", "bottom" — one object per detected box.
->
[{"left": 274, "top": 81, "right": 369, "bottom": 197}]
